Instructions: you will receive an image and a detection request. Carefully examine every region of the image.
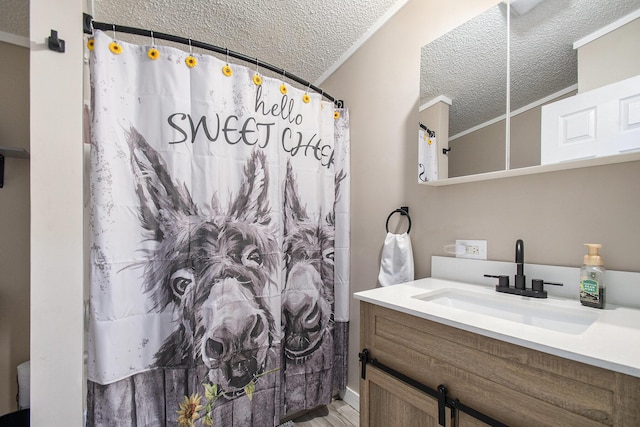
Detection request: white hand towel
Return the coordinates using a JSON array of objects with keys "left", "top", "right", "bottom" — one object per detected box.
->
[{"left": 378, "top": 232, "right": 415, "bottom": 286}]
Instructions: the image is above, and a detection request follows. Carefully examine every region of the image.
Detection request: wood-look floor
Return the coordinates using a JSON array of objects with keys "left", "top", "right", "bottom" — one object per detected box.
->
[{"left": 291, "top": 399, "right": 359, "bottom": 427}]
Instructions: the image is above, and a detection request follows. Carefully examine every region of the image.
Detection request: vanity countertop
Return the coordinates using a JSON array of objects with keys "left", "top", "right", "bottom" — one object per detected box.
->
[{"left": 354, "top": 278, "right": 640, "bottom": 378}]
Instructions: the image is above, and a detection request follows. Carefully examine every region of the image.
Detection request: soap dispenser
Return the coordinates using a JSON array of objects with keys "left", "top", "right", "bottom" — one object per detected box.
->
[{"left": 580, "top": 243, "right": 605, "bottom": 309}]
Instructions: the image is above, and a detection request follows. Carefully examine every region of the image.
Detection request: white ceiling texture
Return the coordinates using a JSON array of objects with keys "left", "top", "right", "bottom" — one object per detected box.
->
[
  {"left": 1, "top": 0, "right": 408, "bottom": 92},
  {"left": 420, "top": 0, "right": 640, "bottom": 137}
]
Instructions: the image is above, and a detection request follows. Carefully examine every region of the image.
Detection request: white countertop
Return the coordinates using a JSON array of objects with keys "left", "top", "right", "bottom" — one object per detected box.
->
[{"left": 354, "top": 277, "right": 640, "bottom": 378}]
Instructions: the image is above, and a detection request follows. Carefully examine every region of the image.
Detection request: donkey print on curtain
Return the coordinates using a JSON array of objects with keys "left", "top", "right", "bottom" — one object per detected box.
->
[{"left": 87, "top": 30, "right": 350, "bottom": 426}]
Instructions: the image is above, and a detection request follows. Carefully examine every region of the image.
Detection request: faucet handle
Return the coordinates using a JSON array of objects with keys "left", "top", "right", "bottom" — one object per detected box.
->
[
  {"left": 531, "top": 279, "right": 563, "bottom": 293},
  {"left": 484, "top": 274, "right": 510, "bottom": 288}
]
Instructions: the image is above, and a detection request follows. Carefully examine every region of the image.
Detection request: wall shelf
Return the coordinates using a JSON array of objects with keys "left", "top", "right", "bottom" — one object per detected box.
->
[{"left": 421, "top": 151, "right": 640, "bottom": 186}]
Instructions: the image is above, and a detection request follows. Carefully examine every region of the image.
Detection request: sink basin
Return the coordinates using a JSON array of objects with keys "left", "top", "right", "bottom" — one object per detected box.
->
[{"left": 413, "top": 289, "right": 598, "bottom": 334}]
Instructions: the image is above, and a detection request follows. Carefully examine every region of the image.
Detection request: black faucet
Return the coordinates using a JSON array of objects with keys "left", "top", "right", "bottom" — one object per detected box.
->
[
  {"left": 484, "top": 239, "right": 563, "bottom": 298},
  {"left": 515, "top": 239, "right": 525, "bottom": 290}
]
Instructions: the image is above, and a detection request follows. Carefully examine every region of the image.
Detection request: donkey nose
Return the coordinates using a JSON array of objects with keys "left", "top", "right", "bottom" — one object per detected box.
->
[
  {"left": 202, "top": 310, "right": 268, "bottom": 385},
  {"left": 200, "top": 278, "right": 272, "bottom": 391},
  {"left": 284, "top": 289, "right": 314, "bottom": 317}
]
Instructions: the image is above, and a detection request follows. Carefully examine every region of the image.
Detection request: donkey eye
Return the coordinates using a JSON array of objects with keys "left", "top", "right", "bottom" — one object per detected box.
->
[
  {"left": 172, "top": 277, "right": 191, "bottom": 296},
  {"left": 241, "top": 245, "right": 263, "bottom": 267},
  {"left": 170, "top": 269, "right": 194, "bottom": 298}
]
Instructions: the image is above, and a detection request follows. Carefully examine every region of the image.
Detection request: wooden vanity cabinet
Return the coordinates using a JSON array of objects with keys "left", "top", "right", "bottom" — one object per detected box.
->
[{"left": 360, "top": 302, "right": 640, "bottom": 427}]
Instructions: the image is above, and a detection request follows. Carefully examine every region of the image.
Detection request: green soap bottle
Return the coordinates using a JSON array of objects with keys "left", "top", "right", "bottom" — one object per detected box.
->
[{"left": 580, "top": 243, "right": 605, "bottom": 309}]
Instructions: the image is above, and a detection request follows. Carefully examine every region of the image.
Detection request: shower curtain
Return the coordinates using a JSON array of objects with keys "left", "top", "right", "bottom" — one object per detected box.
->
[{"left": 87, "top": 30, "right": 350, "bottom": 426}]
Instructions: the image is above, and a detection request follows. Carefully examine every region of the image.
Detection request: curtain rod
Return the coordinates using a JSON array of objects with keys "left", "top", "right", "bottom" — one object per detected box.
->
[{"left": 82, "top": 14, "right": 343, "bottom": 107}]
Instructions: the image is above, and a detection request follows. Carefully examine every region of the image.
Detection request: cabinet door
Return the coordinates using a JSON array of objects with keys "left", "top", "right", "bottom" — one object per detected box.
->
[
  {"left": 360, "top": 365, "right": 451, "bottom": 427},
  {"left": 540, "top": 74, "right": 640, "bottom": 164}
]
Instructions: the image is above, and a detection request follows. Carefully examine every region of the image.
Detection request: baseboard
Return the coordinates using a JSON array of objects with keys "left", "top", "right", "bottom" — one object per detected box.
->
[{"left": 339, "top": 386, "right": 360, "bottom": 412}]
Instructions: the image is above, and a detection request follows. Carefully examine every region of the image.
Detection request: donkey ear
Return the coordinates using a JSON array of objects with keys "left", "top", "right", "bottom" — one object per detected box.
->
[
  {"left": 283, "top": 160, "right": 308, "bottom": 234},
  {"left": 326, "top": 168, "right": 347, "bottom": 227},
  {"left": 126, "top": 127, "right": 196, "bottom": 240},
  {"left": 228, "top": 149, "right": 271, "bottom": 224},
  {"left": 209, "top": 193, "right": 222, "bottom": 217}
]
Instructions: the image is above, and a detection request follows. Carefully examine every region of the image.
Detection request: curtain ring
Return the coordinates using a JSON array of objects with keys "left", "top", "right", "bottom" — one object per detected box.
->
[
  {"left": 150, "top": 30, "right": 154, "bottom": 46},
  {"left": 188, "top": 38, "right": 193, "bottom": 54},
  {"left": 112, "top": 24, "right": 116, "bottom": 40}
]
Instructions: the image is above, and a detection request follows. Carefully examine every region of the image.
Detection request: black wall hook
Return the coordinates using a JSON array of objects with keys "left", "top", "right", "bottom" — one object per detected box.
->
[
  {"left": 48, "top": 30, "right": 65, "bottom": 53},
  {"left": 442, "top": 147, "right": 452, "bottom": 155}
]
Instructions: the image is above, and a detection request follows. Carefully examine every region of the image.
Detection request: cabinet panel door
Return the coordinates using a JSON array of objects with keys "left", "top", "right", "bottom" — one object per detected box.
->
[
  {"left": 541, "top": 74, "right": 640, "bottom": 164},
  {"left": 360, "top": 365, "right": 450, "bottom": 427}
]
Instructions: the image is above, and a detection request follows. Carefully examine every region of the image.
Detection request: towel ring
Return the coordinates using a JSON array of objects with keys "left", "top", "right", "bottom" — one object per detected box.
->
[{"left": 386, "top": 208, "right": 411, "bottom": 234}]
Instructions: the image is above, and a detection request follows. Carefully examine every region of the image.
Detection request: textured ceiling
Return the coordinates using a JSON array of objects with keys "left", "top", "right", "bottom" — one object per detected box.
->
[
  {"left": 90, "top": 0, "right": 404, "bottom": 87},
  {"left": 0, "top": 0, "right": 29, "bottom": 37},
  {"left": 420, "top": 0, "right": 640, "bottom": 137},
  {"left": 0, "top": 0, "right": 405, "bottom": 90}
]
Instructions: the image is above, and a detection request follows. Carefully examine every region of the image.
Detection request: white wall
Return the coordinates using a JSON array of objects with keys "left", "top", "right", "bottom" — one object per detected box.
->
[
  {"left": 578, "top": 17, "right": 640, "bottom": 92},
  {"left": 30, "top": 1, "right": 85, "bottom": 425}
]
